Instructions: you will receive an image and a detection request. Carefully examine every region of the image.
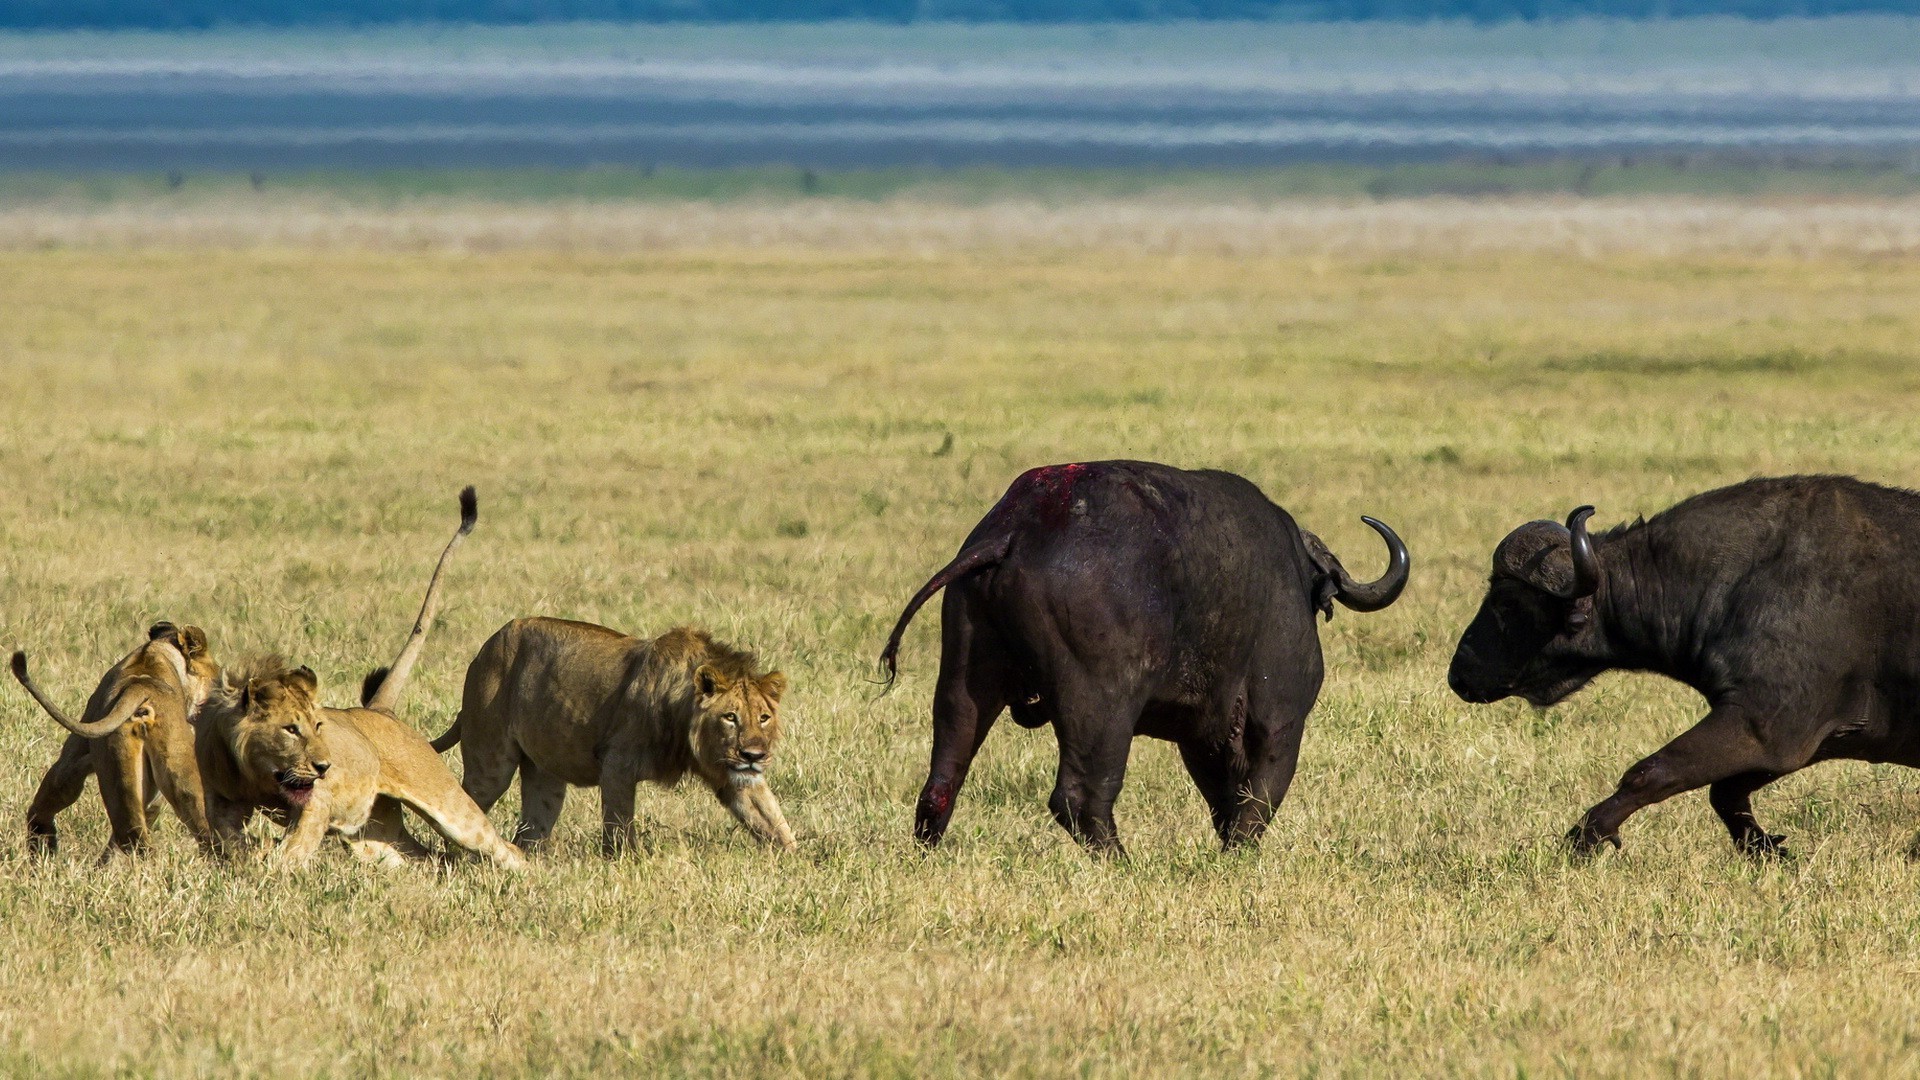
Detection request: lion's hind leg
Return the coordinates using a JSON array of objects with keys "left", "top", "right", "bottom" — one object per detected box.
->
[
  {"left": 388, "top": 764, "right": 526, "bottom": 872},
  {"left": 26, "top": 734, "right": 93, "bottom": 857},
  {"left": 345, "top": 798, "right": 434, "bottom": 868},
  {"left": 349, "top": 796, "right": 441, "bottom": 867},
  {"left": 96, "top": 734, "right": 153, "bottom": 861}
]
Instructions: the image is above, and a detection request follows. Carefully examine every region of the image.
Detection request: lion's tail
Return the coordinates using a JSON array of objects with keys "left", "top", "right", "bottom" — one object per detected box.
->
[
  {"left": 363, "top": 486, "right": 477, "bottom": 715},
  {"left": 877, "top": 532, "right": 1011, "bottom": 690}
]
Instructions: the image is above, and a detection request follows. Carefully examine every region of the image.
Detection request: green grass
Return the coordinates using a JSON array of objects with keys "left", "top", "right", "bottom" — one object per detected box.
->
[
  {"left": 10, "top": 159, "right": 1920, "bottom": 205},
  {"left": 2, "top": 198, "right": 1920, "bottom": 1074}
]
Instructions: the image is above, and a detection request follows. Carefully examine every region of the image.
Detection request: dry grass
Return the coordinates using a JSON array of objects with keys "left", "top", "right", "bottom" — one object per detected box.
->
[
  {"left": 2, "top": 195, "right": 1920, "bottom": 1076},
  {"left": 9, "top": 194, "right": 1920, "bottom": 257}
]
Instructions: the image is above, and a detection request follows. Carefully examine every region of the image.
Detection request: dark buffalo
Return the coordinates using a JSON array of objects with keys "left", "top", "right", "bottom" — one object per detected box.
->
[
  {"left": 880, "top": 460, "right": 1410, "bottom": 853},
  {"left": 1449, "top": 474, "right": 1920, "bottom": 857}
]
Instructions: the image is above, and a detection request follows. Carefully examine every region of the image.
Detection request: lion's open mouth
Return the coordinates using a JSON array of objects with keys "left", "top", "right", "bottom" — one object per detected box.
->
[{"left": 276, "top": 771, "right": 316, "bottom": 806}]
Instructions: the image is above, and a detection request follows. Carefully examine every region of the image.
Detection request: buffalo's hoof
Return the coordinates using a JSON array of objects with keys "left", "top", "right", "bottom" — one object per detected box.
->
[
  {"left": 1564, "top": 823, "right": 1621, "bottom": 858},
  {"left": 1736, "top": 831, "right": 1791, "bottom": 860},
  {"left": 25, "top": 823, "right": 56, "bottom": 859}
]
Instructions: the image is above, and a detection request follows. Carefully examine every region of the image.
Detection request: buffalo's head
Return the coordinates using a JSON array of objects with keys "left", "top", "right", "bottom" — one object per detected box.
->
[{"left": 1448, "top": 506, "right": 1606, "bottom": 707}]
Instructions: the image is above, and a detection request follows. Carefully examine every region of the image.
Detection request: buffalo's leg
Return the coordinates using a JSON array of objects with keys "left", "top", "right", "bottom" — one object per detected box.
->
[
  {"left": 914, "top": 591, "right": 1009, "bottom": 847},
  {"left": 1225, "top": 711, "right": 1306, "bottom": 849},
  {"left": 25, "top": 734, "right": 93, "bottom": 857},
  {"left": 1046, "top": 680, "right": 1140, "bottom": 855},
  {"left": 1569, "top": 708, "right": 1783, "bottom": 855},
  {"left": 1709, "top": 770, "right": 1790, "bottom": 857},
  {"left": 1176, "top": 739, "right": 1239, "bottom": 845}
]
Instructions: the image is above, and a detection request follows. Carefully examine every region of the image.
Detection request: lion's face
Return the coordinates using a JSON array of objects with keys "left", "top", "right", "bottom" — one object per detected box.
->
[
  {"left": 227, "top": 666, "right": 334, "bottom": 807},
  {"left": 690, "top": 664, "right": 787, "bottom": 784}
]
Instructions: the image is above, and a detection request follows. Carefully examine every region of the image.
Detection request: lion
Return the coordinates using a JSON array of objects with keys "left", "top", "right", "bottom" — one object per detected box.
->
[
  {"left": 428, "top": 617, "right": 797, "bottom": 855},
  {"left": 192, "top": 486, "right": 523, "bottom": 870},
  {"left": 197, "top": 661, "right": 524, "bottom": 869},
  {"left": 11, "top": 622, "right": 221, "bottom": 860}
]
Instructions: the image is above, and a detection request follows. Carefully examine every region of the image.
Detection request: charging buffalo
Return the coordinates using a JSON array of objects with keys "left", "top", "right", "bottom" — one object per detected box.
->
[
  {"left": 880, "top": 460, "right": 1410, "bottom": 853},
  {"left": 1449, "top": 474, "right": 1920, "bottom": 857}
]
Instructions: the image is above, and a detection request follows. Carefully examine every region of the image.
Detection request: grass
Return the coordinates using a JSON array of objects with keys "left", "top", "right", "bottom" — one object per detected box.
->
[
  {"left": 12, "top": 159, "right": 1920, "bottom": 204},
  {"left": 3, "top": 193, "right": 1920, "bottom": 1075}
]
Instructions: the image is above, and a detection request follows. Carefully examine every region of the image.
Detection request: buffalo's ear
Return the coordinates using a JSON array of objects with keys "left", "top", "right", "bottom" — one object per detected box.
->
[
  {"left": 177, "top": 626, "right": 209, "bottom": 660},
  {"left": 758, "top": 671, "right": 787, "bottom": 701},
  {"left": 1297, "top": 531, "right": 1340, "bottom": 622},
  {"left": 695, "top": 664, "right": 731, "bottom": 699},
  {"left": 288, "top": 666, "right": 318, "bottom": 695}
]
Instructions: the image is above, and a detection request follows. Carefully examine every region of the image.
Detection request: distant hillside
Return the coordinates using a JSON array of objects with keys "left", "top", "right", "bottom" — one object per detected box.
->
[{"left": 5, "top": 0, "right": 1919, "bottom": 30}]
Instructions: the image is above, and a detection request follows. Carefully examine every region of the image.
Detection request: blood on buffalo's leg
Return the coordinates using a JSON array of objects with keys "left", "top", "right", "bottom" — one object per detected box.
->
[
  {"left": 914, "top": 590, "right": 1010, "bottom": 847},
  {"left": 1709, "top": 770, "right": 1791, "bottom": 857},
  {"left": 1568, "top": 707, "right": 1789, "bottom": 855}
]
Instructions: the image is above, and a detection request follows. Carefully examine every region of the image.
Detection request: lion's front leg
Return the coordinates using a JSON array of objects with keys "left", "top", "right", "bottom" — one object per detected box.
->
[
  {"left": 716, "top": 776, "right": 797, "bottom": 851},
  {"left": 206, "top": 794, "right": 261, "bottom": 861},
  {"left": 270, "top": 795, "right": 333, "bottom": 868}
]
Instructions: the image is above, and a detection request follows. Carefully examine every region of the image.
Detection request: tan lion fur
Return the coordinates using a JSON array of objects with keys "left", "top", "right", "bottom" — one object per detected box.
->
[
  {"left": 192, "top": 485, "right": 521, "bottom": 870},
  {"left": 196, "top": 659, "right": 524, "bottom": 870},
  {"left": 12, "top": 623, "right": 220, "bottom": 860},
  {"left": 431, "top": 617, "right": 797, "bottom": 855}
]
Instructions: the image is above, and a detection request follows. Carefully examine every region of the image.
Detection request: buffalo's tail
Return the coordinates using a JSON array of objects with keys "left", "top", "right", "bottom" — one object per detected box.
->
[{"left": 878, "top": 533, "right": 1011, "bottom": 688}]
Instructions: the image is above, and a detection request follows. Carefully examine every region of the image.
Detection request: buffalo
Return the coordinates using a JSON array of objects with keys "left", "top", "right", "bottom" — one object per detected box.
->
[
  {"left": 880, "top": 460, "right": 1410, "bottom": 853},
  {"left": 1449, "top": 474, "right": 1920, "bottom": 856}
]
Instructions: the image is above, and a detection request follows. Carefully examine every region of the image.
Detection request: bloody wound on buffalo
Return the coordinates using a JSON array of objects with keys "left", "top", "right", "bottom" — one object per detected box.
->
[
  {"left": 1449, "top": 475, "right": 1920, "bottom": 856},
  {"left": 881, "top": 461, "right": 1410, "bottom": 853}
]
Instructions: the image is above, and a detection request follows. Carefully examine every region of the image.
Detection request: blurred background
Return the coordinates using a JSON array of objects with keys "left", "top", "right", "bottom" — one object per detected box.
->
[{"left": 2, "top": 3, "right": 1917, "bottom": 193}]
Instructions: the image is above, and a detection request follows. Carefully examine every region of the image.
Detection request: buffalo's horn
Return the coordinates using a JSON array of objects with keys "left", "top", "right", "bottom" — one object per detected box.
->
[
  {"left": 1552, "top": 505, "right": 1599, "bottom": 600},
  {"left": 1330, "top": 516, "right": 1411, "bottom": 613}
]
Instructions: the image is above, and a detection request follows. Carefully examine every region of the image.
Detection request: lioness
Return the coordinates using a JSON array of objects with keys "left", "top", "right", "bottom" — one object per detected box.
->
[
  {"left": 11, "top": 622, "right": 220, "bottom": 860},
  {"left": 194, "top": 486, "right": 523, "bottom": 870},
  {"left": 430, "top": 618, "right": 797, "bottom": 855}
]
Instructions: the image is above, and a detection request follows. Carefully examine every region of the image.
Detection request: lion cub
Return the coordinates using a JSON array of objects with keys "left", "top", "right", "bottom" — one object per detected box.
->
[{"left": 430, "top": 618, "right": 797, "bottom": 855}]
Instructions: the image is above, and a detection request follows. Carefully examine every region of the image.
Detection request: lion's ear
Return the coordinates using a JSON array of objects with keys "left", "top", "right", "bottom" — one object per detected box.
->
[
  {"left": 695, "top": 664, "right": 730, "bottom": 699},
  {"left": 177, "top": 626, "right": 209, "bottom": 660},
  {"left": 148, "top": 621, "right": 179, "bottom": 643},
  {"left": 288, "top": 666, "right": 318, "bottom": 695},
  {"left": 758, "top": 671, "right": 787, "bottom": 701}
]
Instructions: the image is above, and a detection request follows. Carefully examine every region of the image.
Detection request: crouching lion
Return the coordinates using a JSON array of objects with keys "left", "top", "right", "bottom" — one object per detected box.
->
[
  {"left": 193, "top": 486, "right": 523, "bottom": 870},
  {"left": 198, "top": 661, "right": 524, "bottom": 869},
  {"left": 428, "top": 617, "right": 797, "bottom": 855},
  {"left": 11, "top": 622, "right": 221, "bottom": 860}
]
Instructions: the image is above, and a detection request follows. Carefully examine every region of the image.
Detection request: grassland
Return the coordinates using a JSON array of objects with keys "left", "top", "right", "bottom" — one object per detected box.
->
[
  {"left": 13, "top": 159, "right": 1920, "bottom": 205},
  {"left": 4, "top": 191, "right": 1920, "bottom": 1076}
]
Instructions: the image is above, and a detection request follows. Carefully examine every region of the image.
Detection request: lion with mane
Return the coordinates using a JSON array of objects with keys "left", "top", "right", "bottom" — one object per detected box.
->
[
  {"left": 194, "top": 487, "right": 524, "bottom": 870},
  {"left": 429, "top": 617, "right": 797, "bottom": 855}
]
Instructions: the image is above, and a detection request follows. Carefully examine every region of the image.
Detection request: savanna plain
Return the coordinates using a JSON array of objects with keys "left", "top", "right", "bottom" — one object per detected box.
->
[{"left": 6, "top": 188, "right": 1920, "bottom": 1076}]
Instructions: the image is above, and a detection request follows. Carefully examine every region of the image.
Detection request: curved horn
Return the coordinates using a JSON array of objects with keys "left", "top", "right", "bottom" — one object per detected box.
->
[
  {"left": 1551, "top": 505, "right": 1599, "bottom": 600},
  {"left": 1329, "top": 516, "right": 1412, "bottom": 613},
  {"left": 10, "top": 652, "right": 150, "bottom": 739}
]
